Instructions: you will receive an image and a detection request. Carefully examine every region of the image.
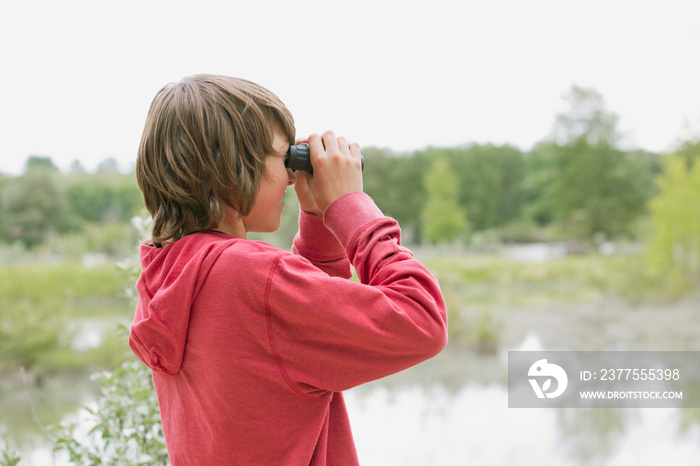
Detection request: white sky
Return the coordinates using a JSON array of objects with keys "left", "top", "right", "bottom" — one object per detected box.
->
[{"left": 1, "top": 0, "right": 699, "bottom": 175}]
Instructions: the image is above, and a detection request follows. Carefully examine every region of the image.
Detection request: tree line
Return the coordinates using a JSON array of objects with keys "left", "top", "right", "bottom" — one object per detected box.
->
[
  {"left": 1, "top": 85, "right": 698, "bottom": 259},
  {"left": 0, "top": 157, "right": 143, "bottom": 253},
  {"left": 367, "top": 86, "right": 698, "bottom": 250}
]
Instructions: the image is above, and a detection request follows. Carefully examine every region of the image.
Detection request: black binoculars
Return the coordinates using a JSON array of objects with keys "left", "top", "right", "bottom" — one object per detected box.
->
[{"left": 285, "top": 143, "right": 364, "bottom": 174}]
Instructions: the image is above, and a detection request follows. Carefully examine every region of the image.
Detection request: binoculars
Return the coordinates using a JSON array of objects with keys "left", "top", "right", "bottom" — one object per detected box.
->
[{"left": 285, "top": 143, "right": 364, "bottom": 174}]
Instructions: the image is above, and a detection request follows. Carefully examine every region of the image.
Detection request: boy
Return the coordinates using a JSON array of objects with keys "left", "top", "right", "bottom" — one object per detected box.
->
[{"left": 129, "top": 74, "right": 447, "bottom": 465}]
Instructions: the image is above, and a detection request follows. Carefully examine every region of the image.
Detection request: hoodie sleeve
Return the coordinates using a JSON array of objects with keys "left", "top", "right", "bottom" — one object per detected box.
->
[
  {"left": 292, "top": 208, "right": 352, "bottom": 279},
  {"left": 265, "top": 192, "right": 448, "bottom": 396}
]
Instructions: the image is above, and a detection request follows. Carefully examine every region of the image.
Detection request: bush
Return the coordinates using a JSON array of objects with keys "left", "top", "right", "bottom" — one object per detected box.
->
[
  {"left": 645, "top": 154, "right": 700, "bottom": 293},
  {"left": 52, "top": 360, "right": 168, "bottom": 465},
  {"left": 0, "top": 442, "right": 20, "bottom": 466},
  {"left": 0, "top": 297, "right": 67, "bottom": 373}
]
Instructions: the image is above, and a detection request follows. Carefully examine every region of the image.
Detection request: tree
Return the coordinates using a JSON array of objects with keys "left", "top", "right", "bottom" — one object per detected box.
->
[
  {"left": 97, "top": 157, "right": 120, "bottom": 173},
  {"left": 362, "top": 147, "right": 428, "bottom": 242},
  {"left": 69, "top": 159, "right": 87, "bottom": 174},
  {"left": 675, "top": 139, "right": 700, "bottom": 170},
  {"left": 65, "top": 172, "right": 143, "bottom": 223},
  {"left": 552, "top": 85, "right": 621, "bottom": 147},
  {"left": 522, "top": 142, "right": 558, "bottom": 226},
  {"left": 548, "top": 140, "right": 647, "bottom": 240},
  {"left": 445, "top": 145, "right": 525, "bottom": 231},
  {"left": 24, "top": 155, "right": 59, "bottom": 173},
  {"left": 421, "top": 157, "right": 468, "bottom": 244},
  {"left": 646, "top": 153, "right": 700, "bottom": 288},
  {"left": 542, "top": 86, "right": 647, "bottom": 241},
  {"left": 2, "top": 169, "right": 72, "bottom": 247}
]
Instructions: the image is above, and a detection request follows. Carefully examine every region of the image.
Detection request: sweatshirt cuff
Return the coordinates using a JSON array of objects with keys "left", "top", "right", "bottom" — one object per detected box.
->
[
  {"left": 323, "top": 192, "right": 385, "bottom": 249},
  {"left": 293, "top": 208, "right": 346, "bottom": 261}
]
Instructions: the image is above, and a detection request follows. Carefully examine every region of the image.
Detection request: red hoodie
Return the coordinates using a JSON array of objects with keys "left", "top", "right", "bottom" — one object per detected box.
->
[{"left": 129, "top": 192, "right": 448, "bottom": 465}]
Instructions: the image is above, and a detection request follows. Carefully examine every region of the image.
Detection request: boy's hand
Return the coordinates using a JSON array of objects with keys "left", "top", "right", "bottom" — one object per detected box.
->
[{"left": 303, "top": 130, "right": 363, "bottom": 214}]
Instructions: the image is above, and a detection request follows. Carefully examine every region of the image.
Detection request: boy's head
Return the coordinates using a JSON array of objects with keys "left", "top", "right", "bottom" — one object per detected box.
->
[{"left": 136, "top": 74, "right": 295, "bottom": 246}]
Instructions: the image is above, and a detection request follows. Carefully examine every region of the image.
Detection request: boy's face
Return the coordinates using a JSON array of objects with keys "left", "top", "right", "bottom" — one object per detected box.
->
[{"left": 242, "top": 126, "right": 296, "bottom": 233}]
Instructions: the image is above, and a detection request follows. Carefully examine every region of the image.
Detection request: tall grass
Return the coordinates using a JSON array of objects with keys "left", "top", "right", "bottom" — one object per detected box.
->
[
  {"left": 0, "top": 264, "right": 131, "bottom": 375},
  {"left": 418, "top": 250, "right": 699, "bottom": 351}
]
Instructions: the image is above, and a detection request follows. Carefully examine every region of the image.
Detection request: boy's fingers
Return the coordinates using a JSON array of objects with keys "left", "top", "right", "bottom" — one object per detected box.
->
[
  {"left": 336, "top": 136, "right": 351, "bottom": 156},
  {"left": 349, "top": 141, "right": 361, "bottom": 160},
  {"left": 321, "top": 130, "right": 338, "bottom": 154},
  {"left": 307, "top": 133, "right": 324, "bottom": 162}
]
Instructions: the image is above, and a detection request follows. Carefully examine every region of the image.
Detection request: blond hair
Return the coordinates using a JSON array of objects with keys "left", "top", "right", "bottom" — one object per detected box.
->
[{"left": 136, "top": 75, "right": 295, "bottom": 246}]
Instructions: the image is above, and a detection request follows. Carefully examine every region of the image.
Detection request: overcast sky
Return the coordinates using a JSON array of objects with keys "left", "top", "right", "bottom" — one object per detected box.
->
[{"left": 1, "top": 0, "right": 699, "bottom": 175}]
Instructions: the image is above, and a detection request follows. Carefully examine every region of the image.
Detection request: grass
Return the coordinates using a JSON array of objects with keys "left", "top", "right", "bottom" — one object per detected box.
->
[
  {"left": 0, "top": 263, "right": 133, "bottom": 376},
  {"left": 1, "top": 250, "right": 696, "bottom": 375},
  {"left": 416, "top": 250, "right": 699, "bottom": 349},
  {"left": 421, "top": 253, "right": 612, "bottom": 310},
  {"left": 0, "top": 263, "right": 128, "bottom": 309},
  {"left": 420, "top": 251, "right": 695, "bottom": 304}
]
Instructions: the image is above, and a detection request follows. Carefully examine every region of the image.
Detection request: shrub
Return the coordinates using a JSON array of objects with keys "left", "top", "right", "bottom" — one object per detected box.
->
[{"left": 52, "top": 360, "right": 168, "bottom": 465}]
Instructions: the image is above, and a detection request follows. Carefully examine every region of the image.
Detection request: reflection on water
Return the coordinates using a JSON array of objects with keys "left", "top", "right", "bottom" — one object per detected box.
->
[
  {"left": 0, "top": 374, "right": 100, "bottom": 465},
  {"left": 3, "top": 345, "right": 700, "bottom": 465},
  {"left": 347, "top": 383, "right": 700, "bottom": 465},
  {"left": 344, "top": 346, "right": 700, "bottom": 466}
]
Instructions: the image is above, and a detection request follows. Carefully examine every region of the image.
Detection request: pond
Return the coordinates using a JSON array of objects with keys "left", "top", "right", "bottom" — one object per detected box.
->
[
  {"left": 4, "top": 346, "right": 700, "bottom": 465},
  {"left": 345, "top": 346, "right": 700, "bottom": 466},
  {"left": 3, "top": 298, "right": 700, "bottom": 465}
]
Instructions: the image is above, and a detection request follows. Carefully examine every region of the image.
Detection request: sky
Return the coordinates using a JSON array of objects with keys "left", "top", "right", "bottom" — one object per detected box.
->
[{"left": 1, "top": 0, "right": 699, "bottom": 175}]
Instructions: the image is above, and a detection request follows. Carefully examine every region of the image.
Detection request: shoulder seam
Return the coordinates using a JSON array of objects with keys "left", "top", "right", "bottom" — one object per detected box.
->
[{"left": 263, "top": 253, "right": 322, "bottom": 402}]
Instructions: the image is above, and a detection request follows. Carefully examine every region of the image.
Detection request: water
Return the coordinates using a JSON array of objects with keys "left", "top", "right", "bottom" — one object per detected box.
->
[
  {"left": 345, "top": 348, "right": 700, "bottom": 466},
  {"left": 0, "top": 374, "right": 100, "bottom": 465},
  {"left": 501, "top": 242, "right": 569, "bottom": 262},
  {"left": 3, "top": 295, "right": 700, "bottom": 465},
  {"left": 4, "top": 344, "right": 700, "bottom": 466}
]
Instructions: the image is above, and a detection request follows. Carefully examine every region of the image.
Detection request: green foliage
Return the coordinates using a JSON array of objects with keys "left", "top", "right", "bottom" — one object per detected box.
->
[
  {"left": 676, "top": 139, "right": 700, "bottom": 169},
  {"left": 522, "top": 142, "right": 563, "bottom": 226},
  {"left": 0, "top": 263, "right": 126, "bottom": 301},
  {"left": 0, "top": 297, "right": 66, "bottom": 372},
  {"left": 612, "top": 254, "right": 694, "bottom": 301},
  {"left": 471, "top": 310, "right": 502, "bottom": 355},
  {"left": 421, "top": 157, "right": 468, "bottom": 244},
  {"left": 0, "top": 264, "right": 129, "bottom": 374},
  {"left": 645, "top": 153, "right": 700, "bottom": 291},
  {"left": 362, "top": 144, "right": 528, "bottom": 243},
  {"left": 96, "top": 157, "right": 120, "bottom": 173},
  {"left": 0, "top": 157, "right": 143, "bottom": 255},
  {"left": 532, "top": 86, "right": 655, "bottom": 241},
  {"left": 65, "top": 172, "right": 142, "bottom": 224},
  {"left": 83, "top": 222, "right": 143, "bottom": 256},
  {"left": 69, "top": 159, "right": 88, "bottom": 174},
  {"left": 420, "top": 252, "right": 637, "bottom": 307},
  {"left": 552, "top": 85, "right": 621, "bottom": 147},
  {"left": 545, "top": 140, "right": 648, "bottom": 240},
  {"left": 0, "top": 106, "right": 675, "bottom": 252},
  {"left": 362, "top": 147, "right": 428, "bottom": 241},
  {"left": 24, "top": 155, "right": 59, "bottom": 173},
  {"left": 417, "top": 144, "right": 526, "bottom": 233},
  {"left": 49, "top": 219, "right": 167, "bottom": 465},
  {"left": 0, "top": 442, "right": 20, "bottom": 466},
  {"left": 1, "top": 169, "right": 73, "bottom": 247},
  {"left": 52, "top": 360, "right": 168, "bottom": 465}
]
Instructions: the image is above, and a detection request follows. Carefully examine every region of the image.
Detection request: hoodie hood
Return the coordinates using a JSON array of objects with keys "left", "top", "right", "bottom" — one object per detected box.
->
[{"left": 129, "top": 232, "right": 236, "bottom": 375}]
